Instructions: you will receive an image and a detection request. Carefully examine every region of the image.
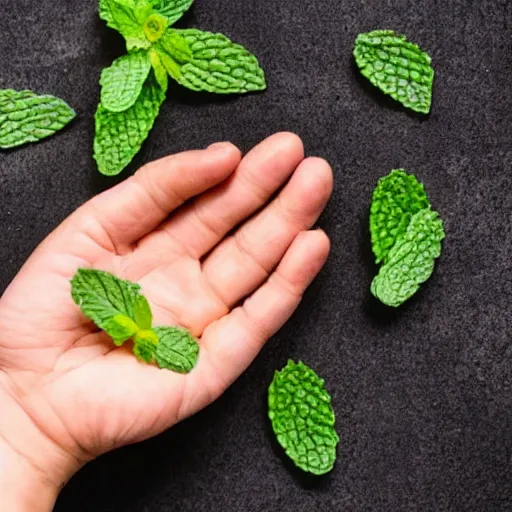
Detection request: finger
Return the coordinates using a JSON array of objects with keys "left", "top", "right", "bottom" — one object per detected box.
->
[
  {"left": 177, "top": 230, "right": 331, "bottom": 419},
  {"left": 202, "top": 157, "right": 333, "bottom": 308},
  {"left": 68, "top": 143, "right": 242, "bottom": 251},
  {"left": 145, "top": 132, "right": 304, "bottom": 259}
]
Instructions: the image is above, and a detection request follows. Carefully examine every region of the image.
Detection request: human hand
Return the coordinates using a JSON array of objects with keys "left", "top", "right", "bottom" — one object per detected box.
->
[{"left": 0, "top": 133, "right": 333, "bottom": 510}]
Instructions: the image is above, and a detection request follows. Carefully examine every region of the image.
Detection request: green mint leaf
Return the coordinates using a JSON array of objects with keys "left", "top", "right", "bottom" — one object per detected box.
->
[
  {"left": 103, "top": 315, "right": 141, "bottom": 345},
  {"left": 149, "top": 0, "right": 193, "bottom": 26},
  {"left": 268, "top": 360, "right": 339, "bottom": 476},
  {"left": 133, "top": 329, "right": 159, "bottom": 363},
  {"left": 149, "top": 49, "right": 169, "bottom": 91},
  {"left": 370, "top": 169, "right": 430, "bottom": 264},
  {"left": 171, "top": 29, "right": 266, "bottom": 94},
  {"left": 94, "top": 74, "right": 166, "bottom": 176},
  {"left": 354, "top": 29, "right": 434, "bottom": 114},
  {"left": 371, "top": 208, "right": 445, "bottom": 307},
  {"left": 70, "top": 269, "right": 153, "bottom": 345},
  {"left": 154, "top": 326, "right": 199, "bottom": 373},
  {"left": 99, "top": 0, "right": 152, "bottom": 51},
  {"left": 100, "top": 51, "right": 152, "bottom": 112},
  {"left": 0, "top": 89, "right": 75, "bottom": 149}
]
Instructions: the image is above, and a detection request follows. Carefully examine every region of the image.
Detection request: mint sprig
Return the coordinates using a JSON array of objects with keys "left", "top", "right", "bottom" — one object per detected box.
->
[
  {"left": 369, "top": 170, "right": 445, "bottom": 307},
  {"left": 70, "top": 268, "right": 199, "bottom": 373},
  {"left": 95, "top": 0, "right": 266, "bottom": 176},
  {"left": 371, "top": 208, "right": 445, "bottom": 307}
]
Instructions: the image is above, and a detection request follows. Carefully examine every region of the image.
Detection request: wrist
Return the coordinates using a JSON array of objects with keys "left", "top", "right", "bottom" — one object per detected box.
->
[
  {"left": 0, "top": 374, "right": 85, "bottom": 511},
  {"left": 0, "top": 439, "right": 59, "bottom": 512}
]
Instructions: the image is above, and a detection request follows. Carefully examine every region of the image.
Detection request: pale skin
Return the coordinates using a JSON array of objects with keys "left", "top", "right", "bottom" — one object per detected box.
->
[{"left": 0, "top": 133, "right": 333, "bottom": 511}]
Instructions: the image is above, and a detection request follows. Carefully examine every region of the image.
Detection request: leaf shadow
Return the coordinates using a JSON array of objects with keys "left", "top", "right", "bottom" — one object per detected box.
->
[
  {"left": 97, "top": 24, "right": 127, "bottom": 63},
  {"left": 165, "top": 80, "right": 241, "bottom": 107},
  {"left": 172, "top": 6, "right": 196, "bottom": 28},
  {"left": 351, "top": 59, "right": 431, "bottom": 121}
]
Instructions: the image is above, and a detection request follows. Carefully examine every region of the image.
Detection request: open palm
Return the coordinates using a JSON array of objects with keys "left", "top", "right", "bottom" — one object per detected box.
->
[{"left": 0, "top": 133, "right": 332, "bottom": 485}]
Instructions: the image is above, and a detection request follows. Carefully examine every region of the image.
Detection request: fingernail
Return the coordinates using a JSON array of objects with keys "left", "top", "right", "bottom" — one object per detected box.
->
[{"left": 207, "top": 142, "right": 233, "bottom": 152}]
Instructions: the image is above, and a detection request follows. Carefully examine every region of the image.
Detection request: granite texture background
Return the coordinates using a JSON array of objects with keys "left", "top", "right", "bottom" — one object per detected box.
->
[{"left": 1, "top": 0, "right": 512, "bottom": 510}]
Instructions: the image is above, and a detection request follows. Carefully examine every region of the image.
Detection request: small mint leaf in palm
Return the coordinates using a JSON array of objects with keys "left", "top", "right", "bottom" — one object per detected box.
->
[
  {"left": 133, "top": 330, "right": 159, "bottom": 363},
  {"left": 154, "top": 327, "right": 199, "bottom": 373},
  {"left": 70, "top": 268, "right": 152, "bottom": 345}
]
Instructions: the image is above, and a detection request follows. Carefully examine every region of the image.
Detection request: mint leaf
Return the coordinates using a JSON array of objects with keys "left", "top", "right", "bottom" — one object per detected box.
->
[
  {"left": 0, "top": 89, "right": 75, "bottom": 149},
  {"left": 171, "top": 29, "right": 266, "bottom": 94},
  {"left": 268, "top": 360, "right": 339, "bottom": 475},
  {"left": 354, "top": 29, "right": 434, "bottom": 114},
  {"left": 94, "top": 74, "right": 165, "bottom": 176},
  {"left": 99, "top": 0, "right": 152, "bottom": 51},
  {"left": 371, "top": 208, "right": 445, "bottom": 307},
  {"left": 100, "top": 51, "right": 152, "bottom": 112},
  {"left": 133, "top": 329, "right": 159, "bottom": 363},
  {"left": 149, "top": 0, "right": 194, "bottom": 26},
  {"left": 149, "top": 49, "right": 169, "bottom": 91},
  {"left": 154, "top": 326, "right": 199, "bottom": 373},
  {"left": 103, "top": 315, "right": 141, "bottom": 344},
  {"left": 370, "top": 169, "right": 430, "bottom": 264},
  {"left": 71, "top": 269, "right": 152, "bottom": 345}
]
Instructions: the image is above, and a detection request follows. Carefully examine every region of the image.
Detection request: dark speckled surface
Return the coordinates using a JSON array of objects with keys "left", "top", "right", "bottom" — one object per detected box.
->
[{"left": 1, "top": 0, "right": 512, "bottom": 510}]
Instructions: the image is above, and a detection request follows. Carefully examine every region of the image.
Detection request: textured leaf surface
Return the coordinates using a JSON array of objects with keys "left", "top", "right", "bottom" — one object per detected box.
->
[
  {"left": 133, "top": 330, "right": 159, "bottom": 363},
  {"left": 354, "top": 29, "right": 434, "bottom": 114},
  {"left": 71, "top": 269, "right": 152, "bottom": 345},
  {"left": 154, "top": 326, "right": 199, "bottom": 373},
  {"left": 268, "top": 360, "right": 339, "bottom": 475},
  {"left": 370, "top": 169, "right": 430, "bottom": 264},
  {"left": 0, "top": 89, "right": 75, "bottom": 149},
  {"left": 100, "top": 51, "right": 151, "bottom": 112},
  {"left": 149, "top": 0, "right": 194, "bottom": 25},
  {"left": 174, "top": 29, "right": 266, "bottom": 94},
  {"left": 99, "top": 0, "right": 151, "bottom": 50},
  {"left": 159, "top": 30, "right": 193, "bottom": 63},
  {"left": 371, "top": 209, "right": 445, "bottom": 307},
  {"left": 94, "top": 76, "right": 165, "bottom": 176}
]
